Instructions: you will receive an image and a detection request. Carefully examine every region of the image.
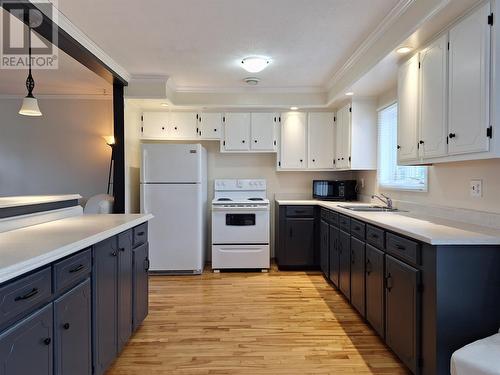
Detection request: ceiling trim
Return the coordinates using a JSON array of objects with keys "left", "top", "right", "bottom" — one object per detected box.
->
[
  {"left": 325, "top": 0, "right": 416, "bottom": 91},
  {"left": 172, "top": 85, "right": 326, "bottom": 94},
  {"left": 0, "top": 94, "right": 112, "bottom": 100}
]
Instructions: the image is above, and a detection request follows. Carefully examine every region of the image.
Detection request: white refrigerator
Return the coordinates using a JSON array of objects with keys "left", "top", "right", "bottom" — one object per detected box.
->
[{"left": 140, "top": 143, "right": 207, "bottom": 274}]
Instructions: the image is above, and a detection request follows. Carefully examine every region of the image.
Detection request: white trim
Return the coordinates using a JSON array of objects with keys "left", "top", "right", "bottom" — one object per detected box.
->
[{"left": 0, "top": 94, "right": 112, "bottom": 100}]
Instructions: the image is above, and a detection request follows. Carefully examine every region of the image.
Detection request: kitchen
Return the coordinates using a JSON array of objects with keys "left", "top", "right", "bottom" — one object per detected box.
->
[{"left": 0, "top": 0, "right": 500, "bottom": 374}]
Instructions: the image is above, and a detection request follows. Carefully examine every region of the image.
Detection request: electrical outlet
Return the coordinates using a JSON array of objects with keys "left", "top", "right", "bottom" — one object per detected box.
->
[
  {"left": 470, "top": 179, "right": 482, "bottom": 198},
  {"left": 360, "top": 178, "right": 365, "bottom": 189}
]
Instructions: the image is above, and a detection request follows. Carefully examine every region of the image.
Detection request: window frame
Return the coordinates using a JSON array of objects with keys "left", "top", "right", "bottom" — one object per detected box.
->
[{"left": 377, "top": 101, "right": 428, "bottom": 192}]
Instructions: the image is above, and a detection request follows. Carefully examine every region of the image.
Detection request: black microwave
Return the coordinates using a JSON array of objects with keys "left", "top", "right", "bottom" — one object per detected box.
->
[{"left": 313, "top": 180, "right": 358, "bottom": 201}]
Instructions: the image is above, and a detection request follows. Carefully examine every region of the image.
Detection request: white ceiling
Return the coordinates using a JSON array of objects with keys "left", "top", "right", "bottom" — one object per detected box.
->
[{"left": 55, "top": 0, "right": 400, "bottom": 92}]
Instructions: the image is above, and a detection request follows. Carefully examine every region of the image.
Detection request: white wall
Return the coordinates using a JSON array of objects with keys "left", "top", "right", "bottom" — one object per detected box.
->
[
  {"left": 124, "top": 101, "right": 142, "bottom": 213},
  {"left": 358, "top": 87, "right": 500, "bottom": 215},
  {"left": 0, "top": 98, "right": 113, "bottom": 201}
]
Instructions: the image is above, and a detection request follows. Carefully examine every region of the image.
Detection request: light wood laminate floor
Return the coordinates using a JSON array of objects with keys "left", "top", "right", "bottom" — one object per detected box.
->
[{"left": 107, "top": 267, "right": 408, "bottom": 375}]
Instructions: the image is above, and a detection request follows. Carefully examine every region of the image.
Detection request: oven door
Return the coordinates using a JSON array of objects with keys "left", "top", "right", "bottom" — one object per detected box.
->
[{"left": 212, "top": 206, "right": 270, "bottom": 244}]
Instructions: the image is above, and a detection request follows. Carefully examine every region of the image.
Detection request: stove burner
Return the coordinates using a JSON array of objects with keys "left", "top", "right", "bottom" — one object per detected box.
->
[
  {"left": 248, "top": 198, "right": 264, "bottom": 201},
  {"left": 217, "top": 198, "right": 232, "bottom": 201}
]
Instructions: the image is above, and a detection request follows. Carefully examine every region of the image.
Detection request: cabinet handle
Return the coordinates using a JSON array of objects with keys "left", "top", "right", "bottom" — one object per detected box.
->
[
  {"left": 199, "top": 131, "right": 202, "bottom": 136},
  {"left": 161, "top": 126, "right": 165, "bottom": 130},
  {"left": 395, "top": 244, "right": 406, "bottom": 251},
  {"left": 174, "top": 127, "right": 178, "bottom": 130},
  {"left": 312, "top": 159, "right": 315, "bottom": 162},
  {"left": 366, "top": 259, "right": 372, "bottom": 275},
  {"left": 137, "top": 231, "right": 145, "bottom": 236},
  {"left": 144, "top": 258, "right": 150, "bottom": 271},
  {"left": 419, "top": 140, "right": 424, "bottom": 145},
  {"left": 242, "top": 140, "right": 246, "bottom": 143},
  {"left": 300, "top": 159, "right": 303, "bottom": 163},
  {"left": 196, "top": 127, "right": 199, "bottom": 134},
  {"left": 449, "top": 133, "right": 456, "bottom": 139},
  {"left": 386, "top": 273, "right": 393, "bottom": 291},
  {"left": 254, "top": 140, "right": 258, "bottom": 143},
  {"left": 199, "top": 116, "right": 202, "bottom": 123},
  {"left": 119, "top": 247, "right": 126, "bottom": 252},
  {"left": 43, "top": 338, "right": 52, "bottom": 346},
  {"left": 214, "top": 128, "right": 217, "bottom": 132},
  {"left": 397, "top": 145, "right": 401, "bottom": 150},
  {"left": 63, "top": 323, "right": 70, "bottom": 330},
  {"left": 69, "top": 264, "right": 84, "bottom": 273},
  {"left": 111, "top": 251, "right": 118, "bottom": 257},
  {"left": 15, "top": 288, "right": 39, "bottom": 301}
]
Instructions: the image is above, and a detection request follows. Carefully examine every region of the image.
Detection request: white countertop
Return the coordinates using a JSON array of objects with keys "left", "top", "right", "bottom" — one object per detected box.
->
[
  {"left": 0, "top": 195, "right": 82, "bottom": 209},
  {"left": 276, "top": 200, "right": 500, "bottom": 246},
  {"left": 0, "top": 213, "right": 153, "bottom": 284}
]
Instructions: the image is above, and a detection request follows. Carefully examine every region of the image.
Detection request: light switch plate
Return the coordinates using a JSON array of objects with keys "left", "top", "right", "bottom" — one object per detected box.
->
[{"left": 470, "top": 179, "right": 482, "bottom": 198}]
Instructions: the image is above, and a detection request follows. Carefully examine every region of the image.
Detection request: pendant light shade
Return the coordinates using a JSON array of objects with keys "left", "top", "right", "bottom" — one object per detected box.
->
[
  {"left": 19, "top": 95, "right": 42, "bottom": 116},
  {"left": 19, "top": 26, "right": 42, "bottom": 117}
]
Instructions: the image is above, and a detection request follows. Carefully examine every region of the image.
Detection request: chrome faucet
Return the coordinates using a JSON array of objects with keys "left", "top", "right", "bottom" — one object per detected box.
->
[{"left": 372, "top": 194, "right": 393, "bottom": 209}]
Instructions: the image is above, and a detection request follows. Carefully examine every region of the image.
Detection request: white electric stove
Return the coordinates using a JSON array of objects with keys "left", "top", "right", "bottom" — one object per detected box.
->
[{"left": 211, "top": 179, "right": 270, "bottom": 271}]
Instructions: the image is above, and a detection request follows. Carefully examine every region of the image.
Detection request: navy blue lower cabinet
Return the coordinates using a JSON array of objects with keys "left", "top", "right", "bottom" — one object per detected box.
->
[
  {"left": 365, "top": 244, "right": 385, "bottom": 338},
  {"left": 93, "top": 237, "right": 119, "bottom": 375},
  {"left": 54, "top": 279, "right": 92, "bottom": 375},
  {"left": 350, "top": 236, "right": 366, "bottom": 317},
  {"left": 133, "top": 243, "right": 149, "bottom": 331},
  {"left": 338, "top": 229, "right": 351, "bottom": 299},
  {"left": 319, "top": 219, "right": 329, "bottom": 277},
  {"left": 385, "top": 254, "right": 420, "bottom": 374},
  {"left": 328, "top": 224, "right": 340, "bottom": 287},
  {"left": 0, "top": 303, "right": 53, "bottom": 375},
  {"left": 118, "top": 230, "right": 133, "bottom": 352}
]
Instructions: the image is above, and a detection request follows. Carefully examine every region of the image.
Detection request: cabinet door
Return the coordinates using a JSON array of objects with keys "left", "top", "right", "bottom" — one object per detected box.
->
[
  {"left": 132, "top": 243, "right": 149, "bottom": 331},
  {"left": 338, "top": 230, "right": 351, "bottom": 299},
  {"left": 328, "top": 225, "right": 340, "bottom": 287},
  {"left": 0, "top": 303, "right": 53, "bottom": 375},
  {"left": 284, "top": 218, "right": 315, "bottom": 266},
  {"left": 320, "top": 220, "right": 329, "bottom": 277},
  {"left": 448, "top": 2, "right": 491, "bottom": 155},
  {"left": 54, "top": 280, "right": 92, "bottom": 375},
  {"left": 350, "top": 237, "right": 366, "bottom": 317},
  {"left": 308, "top": 112, "right": 335, "bottom": 169},
  {"left": 223, "top": 113, "right": 251, "bottom": 151},
  {"left": 335, "top": 105, "right": 351, "bottom": 169},
  {"left": 419, "top": 34, "right": 448, "bottom": 159},
  {"left": 93, "top": 237, "right": 118, "bottom": 375},
  {"left": 397, "top": 54, "right": 419, "bottom": 162},
  {"left": 198, "top": 112, "right": 222, "bottom": 139},
  {"left": 250, "top": 113, "right": 278, "bottom": 151},
  {"left": 169, "top": 112, "right": 198, "bottom": 139},
  {"left": 280, "top": 112, "right": 307, "bottom": 169},
  {"left": 117, "top": 231, "right": 133, "bottom": 352},
  {"left": 141, "top": 112, "right": 169, "bottom": 138},
  {"left": 385, "top": 255, "right": 420, "bottom": 374},
  {"left": 366, "top": 245, "right": 385, "bottom": 338}
]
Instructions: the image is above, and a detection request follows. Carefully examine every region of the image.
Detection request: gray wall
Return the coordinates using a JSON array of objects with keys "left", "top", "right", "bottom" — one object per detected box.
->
[{"left": 0, "top": 98, "right": 113, "bottom": 200}]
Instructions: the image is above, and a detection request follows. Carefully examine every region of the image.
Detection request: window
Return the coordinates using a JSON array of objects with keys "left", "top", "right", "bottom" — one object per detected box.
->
[{"left": 377, "top": 103, "right": 427, "bottom": 191}]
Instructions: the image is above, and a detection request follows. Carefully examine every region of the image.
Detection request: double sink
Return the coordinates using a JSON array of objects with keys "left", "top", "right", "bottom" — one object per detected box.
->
[{"left": 338, "top": 204, "right": 402, "bottom": 212}]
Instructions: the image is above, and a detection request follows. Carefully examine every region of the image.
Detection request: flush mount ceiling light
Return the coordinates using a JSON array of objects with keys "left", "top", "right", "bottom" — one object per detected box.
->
[
  {"left": 19, "top": 25, "right": 42, "bottom": 117},
  {"left": 396, "top": 46, "right": 413, "bottom": 54},
  {"left": 240, "top": 57, "right": 270, "bottom": 73},
  {"left": 290, "top": 106, "right": 299, "bottom": 111},
  {"left": 243, "top": 77, "right": 260, "bottom": 86},
  {"left": 345, "top": 92, "right": 354, "bottom": 96}
]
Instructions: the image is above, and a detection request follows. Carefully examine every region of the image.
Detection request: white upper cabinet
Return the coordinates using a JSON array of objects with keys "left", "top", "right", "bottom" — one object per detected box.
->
[
  {"left": 419, "top": 34, "right": 448, "bottom": 159},
  {"left": 335, "top": 105, "right": 351, "bottom": 169},
  {"left": 279, "top": 112, "right": 307, "bottom": 169},
  {"left": 397, "top": 54, "right": 419, "bottom": 163},
  {"left": 308, "top": 112, "right": 335, "bottom": 169},
  {"left": 169, "top": 112, "right": 198, "bottom": 139},
  {"left": 448, "top": 2, "right": 491, "bottom": 155},
  {"left": 142, "top": 112, "right": 170, "bottom": 138},
  {"left": 250, "top": 113, "right": 278, "bottom": 151},
  {"left": 197, "top": 113, "right": 222, "bottom": 140},
  {"left": 222, "top": 113, "right": 251, "bottom": 151}
]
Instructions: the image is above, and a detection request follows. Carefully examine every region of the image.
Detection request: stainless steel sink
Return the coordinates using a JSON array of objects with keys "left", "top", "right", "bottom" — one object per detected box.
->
[{"left": 338, "top": 205, "right": 401, "bottom": 212}]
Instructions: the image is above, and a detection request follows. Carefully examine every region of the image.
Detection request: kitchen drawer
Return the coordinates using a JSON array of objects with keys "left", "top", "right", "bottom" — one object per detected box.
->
[
  {"left": 53, "top": 249, "right": 91, "bottom": 294},
  {"left": 285, "top": 206, "right": 315, "bottom": 218},
  {"left": 0, "top": 267, "right": 52, "bottom": 328},
  {"left": 320, "top": 208, "right": 330, "bottom": 222},
  {"left": 386, "top": 233, "right": 420, "bottom": 266},
  {"left": 133, "top": 223, "right": 148, "bottom": 248},
  {"left": 339, "top": 214, "right": 350, "bottom": 233},
  {"left": 350, "top": 219, "right": 366, "bottom": 240},
  {"left": 366, "top": 225, "right": 385, "bottom": 250}
]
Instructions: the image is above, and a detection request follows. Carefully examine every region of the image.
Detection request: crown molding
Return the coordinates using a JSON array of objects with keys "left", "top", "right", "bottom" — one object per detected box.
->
[
  {"left": 325, "top": 0, "right": 416, "bottom": 91},
  {"left": 172, "top": 85, "right": 326, "bottom": 94},
  {"left": 0, "top": 94, "right": 112, "bottom": 100}
]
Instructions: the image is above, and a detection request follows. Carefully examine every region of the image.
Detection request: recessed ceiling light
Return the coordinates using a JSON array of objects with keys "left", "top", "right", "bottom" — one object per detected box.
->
[
  {"left": 396, "top": 46, "right": 413, "bottom": 54},
  {"left": 241, "top": 57, "right": 270, "bottom": 73},
  {"left": 160, "top": 103, "right": 169, "bottom": 107},
  {"left": 244, "top": 77, "right": 260, "bottom": 85},
  {"left": 290, "top": 106, "right": 299, "bottom": 111},
  {"left": 345, "top": 92, "right": 354, "bottom": 96}
]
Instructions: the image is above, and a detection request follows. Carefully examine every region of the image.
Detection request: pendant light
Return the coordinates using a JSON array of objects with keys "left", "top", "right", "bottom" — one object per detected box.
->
[{"left": 19, "top": 25, "right": 42, "bottom": 117}]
